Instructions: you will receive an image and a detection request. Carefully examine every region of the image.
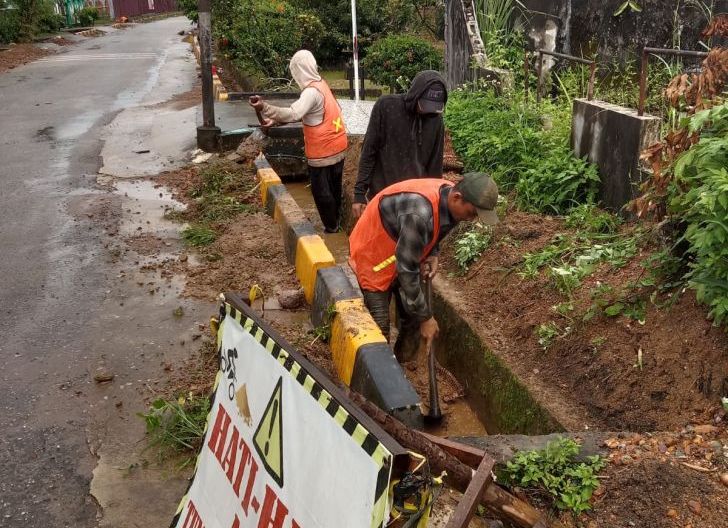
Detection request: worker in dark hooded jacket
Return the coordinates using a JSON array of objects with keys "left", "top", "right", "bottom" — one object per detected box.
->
[{"left": 352, "top": 70, "right": 447, "bottom": 219}]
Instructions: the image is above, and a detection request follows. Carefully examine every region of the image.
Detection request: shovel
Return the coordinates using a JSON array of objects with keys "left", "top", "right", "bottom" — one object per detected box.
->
[{"left": 422, "top": 276, "right": 443, "bottom": 425}]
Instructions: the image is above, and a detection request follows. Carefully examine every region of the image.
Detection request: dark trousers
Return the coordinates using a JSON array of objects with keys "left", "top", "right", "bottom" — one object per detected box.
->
[
  {"left": 308, "top": 160, "right": 344, "bottom": 232},
  {"left": 362, "top": 282, "right": 420, "bottom": 362}
]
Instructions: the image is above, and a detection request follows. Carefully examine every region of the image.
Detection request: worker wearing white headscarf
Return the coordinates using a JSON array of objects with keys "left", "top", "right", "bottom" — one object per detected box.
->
[{"left": 250, "top": 50, "right": 348, "bottom": 232}]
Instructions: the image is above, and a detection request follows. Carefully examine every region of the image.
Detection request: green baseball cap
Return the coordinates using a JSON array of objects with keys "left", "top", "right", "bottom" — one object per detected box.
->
[{"left": 458, "top": 172, "right": 499, "bottom": 225}]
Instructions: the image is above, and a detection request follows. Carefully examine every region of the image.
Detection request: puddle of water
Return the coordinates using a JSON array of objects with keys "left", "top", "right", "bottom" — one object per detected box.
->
[
  {"left": 322, "top": 231, "right": 349, "bottom": 264},
  {"left": 424, "top": 398, "right": 488, "bottom": 437},
  {"left": 250, "top": 298, "right": 312, "bottom": 329},
  {"left": 114, "top": 178, "right": 185, "bottom": 238}
]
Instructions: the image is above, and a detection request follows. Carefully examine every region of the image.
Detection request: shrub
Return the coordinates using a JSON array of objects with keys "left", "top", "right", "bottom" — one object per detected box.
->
[
  {"left": 0, "top": 0, "right": 64, "bottom": 41},
  {"left": 504, "top": 437, "right": 606, "bottom": 514},
  {"left": 37, "top": 11, "right": 64, "bottom": 33},
  {"left": 668, "top": 102, "right": 728, "bottom": 326},
  {"left": 0, "top": 9, "right": 21, "bottom": 43},
  {"left": 454, "top": 225, "right": 492, "bottom": 271},
  {"left": 76, "top": 6, "right": 99, "bottom": 27},
  {"left": 178, "top": 0, "right": 198, "bottom": 22},
  {"left": 362, "top": 34, "right": 443, "bottom": 92},
  {"left": 515, "top": 151, "right": 600, "bottom": 214},
  {"left": 445, "top": 89, "right": 600, "bottom": 214},
  {"left": 217, "top": 1, "right": 324, "bottom": 83},
  {"left": 288, "top": 0, "right": 421, "bottom": 66}
]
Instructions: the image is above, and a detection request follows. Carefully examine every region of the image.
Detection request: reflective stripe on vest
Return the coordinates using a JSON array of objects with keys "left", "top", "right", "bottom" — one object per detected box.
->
[
  {"left": 372, "top": 255, "right": 396, "bottom": 272},
  {"left": 303, "top": 80, "right": 348, "bottom": 160},
  {"left": 349, "top": 178, "right": 452, "bottom": 292}
]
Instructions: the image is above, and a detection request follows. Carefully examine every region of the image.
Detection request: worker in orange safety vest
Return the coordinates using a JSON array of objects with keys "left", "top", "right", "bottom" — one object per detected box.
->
[
  {"left": 250, "top": 50, "right": 348, "bottom": 233},
  {"left": 349, "top": 173, "right": 499, "bottom": 359}
]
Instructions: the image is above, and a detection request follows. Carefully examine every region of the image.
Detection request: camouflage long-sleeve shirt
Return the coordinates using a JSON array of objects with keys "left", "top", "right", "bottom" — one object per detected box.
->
[{"left": 378, "top": 185, "right": 456, "bottom": 322}]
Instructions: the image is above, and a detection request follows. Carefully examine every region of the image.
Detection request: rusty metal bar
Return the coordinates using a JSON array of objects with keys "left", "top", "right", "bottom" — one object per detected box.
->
[
  {"left": 638, "top": 47, "right": 710, "bottom": 116},
  {"left": 534, "top": 48, "right": 597, "bottom": 103},
  {"left": 587, "top": 61, "right": 597, "bottom": 100},
  {"left": 537, "top": 48, "right": 594, "bottom": 65},
  {"left": 643, "top": 47, "right": 711, "bottom": 58}
]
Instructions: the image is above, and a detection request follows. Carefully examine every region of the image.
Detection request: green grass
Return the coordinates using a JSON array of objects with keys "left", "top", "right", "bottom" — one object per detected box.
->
[
  {"left": 320, "top": 69, "right": 387, "bottom": 91},
  {"left": 182, "top": 225, "right": 216, "bottom": 247},
  {"left": 190, "top": 163, "right": 258, "bottom": 223},
  {"left": 139, "top": 395, "right": 211, "bottom": 466}
]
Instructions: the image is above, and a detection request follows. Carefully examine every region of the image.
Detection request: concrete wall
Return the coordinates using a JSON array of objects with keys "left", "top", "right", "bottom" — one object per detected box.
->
[
  {"left": 571, "top": 98, "right": 661, "bottom": 213},
  {"left": 519, "top": 0, "right": 727, "bottom": 61}
]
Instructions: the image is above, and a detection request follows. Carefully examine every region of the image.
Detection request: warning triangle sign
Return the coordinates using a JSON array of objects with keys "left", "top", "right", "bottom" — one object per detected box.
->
[{"left": 253, "top": 377, "right": 284, "bottom": 487}]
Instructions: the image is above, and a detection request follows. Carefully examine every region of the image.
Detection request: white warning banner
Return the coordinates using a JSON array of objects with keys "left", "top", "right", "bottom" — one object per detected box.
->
[{"left": 172, "top": 302, "right": 394, "bottom": 528}]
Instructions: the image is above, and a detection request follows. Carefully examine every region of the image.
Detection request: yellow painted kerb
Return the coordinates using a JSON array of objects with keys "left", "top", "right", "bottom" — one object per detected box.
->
[
  {"left": 257, "top": 167, "right": 282, "bottom": 207},
  {"left": 295, "top": 235, "right": 335, "bottom": 303},
  {"left": 330, "top": 298, "right": 387, "bottom": 385}
]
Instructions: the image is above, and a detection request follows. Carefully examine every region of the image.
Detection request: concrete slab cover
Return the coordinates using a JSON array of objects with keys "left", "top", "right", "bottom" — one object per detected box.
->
[
  {"left": 338, "top": 99, "right": 375, "bottom": 136},
  {"left": 571, "top": 98, "right": 661, "bottom": 213}
]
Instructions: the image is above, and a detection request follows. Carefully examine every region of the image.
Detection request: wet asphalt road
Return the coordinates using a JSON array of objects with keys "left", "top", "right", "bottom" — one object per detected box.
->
[{"left": 0, "top": 18, "right": 203, "bottom": 527}]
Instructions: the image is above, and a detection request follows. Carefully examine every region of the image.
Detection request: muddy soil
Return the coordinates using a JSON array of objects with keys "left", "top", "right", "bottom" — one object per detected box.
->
[
  {"left": 575, "top": 426, "right": 728, "bottom": 527},
  {"left": 152, "top": 160, "right": 337, "bottom": 382},
  {"left": 0, "top": 43, "right": 50, "bottom": 73},
  {"left": 436, "top": 210, "right": 728, "bottom": 433}
]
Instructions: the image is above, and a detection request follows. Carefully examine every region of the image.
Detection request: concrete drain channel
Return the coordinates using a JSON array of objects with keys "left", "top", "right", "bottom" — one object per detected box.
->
[{"left": 255, "top": 149, "right": 564, "bottom": 441}]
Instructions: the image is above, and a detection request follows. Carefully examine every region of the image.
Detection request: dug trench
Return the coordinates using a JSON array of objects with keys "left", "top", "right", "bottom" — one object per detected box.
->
[
  {"left": 268, "top": 134, "right": 728, "bottom": 526},
  {"left": 131, "top": 133, "right": 728, "bottom": 526}
]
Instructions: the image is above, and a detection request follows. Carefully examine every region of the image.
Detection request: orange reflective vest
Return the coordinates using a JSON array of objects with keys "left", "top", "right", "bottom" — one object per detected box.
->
[
  {"left": 303, "top": 80, "right": 348, "bottom": 160},
  {"left": 349, "top": 179, "right": 452, "bottom": 292}
]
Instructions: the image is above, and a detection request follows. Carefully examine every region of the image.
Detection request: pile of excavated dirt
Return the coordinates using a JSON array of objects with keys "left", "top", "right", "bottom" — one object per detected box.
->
[
  {"left": 0, "top": 44, "right": 50, "bottom": 73},
  {"left": 149, "top": 80, "right": 201, "bottom": 110},
  {"left": 184, "top": 213, "right": 300, "bottom": 300},
  {"left": 235, "top": 131, "right": 268, "bottom": 164},
  {"left": 577, "top": 426, "right": 728, "bottom": 527}
]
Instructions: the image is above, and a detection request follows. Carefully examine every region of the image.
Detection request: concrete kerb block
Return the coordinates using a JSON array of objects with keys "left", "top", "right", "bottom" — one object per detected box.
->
[
  {"left": 350, "top": 343, "right": 423, "bottom": 429},
  {"left": 192, "top": 36, "right": 201, "bottom": 62},
  {"left": 265, "top": 184, "right": 286, "bottom": 217},
  {"left": 256, "top": 167, "right": 282, "bottom": 208},
  {"left": 329, "top": 298, "right": 387, "bottom": 385},
  {"left": 272, "top": 192, "right": 316, "bottom": 263},
  {"left": 254, "top": 156, "right": 272, "bottom": 171},
  {"left": 311, "top": 266, "right": 363, "bottom": 328},
  {"left": 212, "top": 74, "right": 229, "bottom": 102},
  {"left": 295, "top": 236, "right": 336, "bottom": 303}
]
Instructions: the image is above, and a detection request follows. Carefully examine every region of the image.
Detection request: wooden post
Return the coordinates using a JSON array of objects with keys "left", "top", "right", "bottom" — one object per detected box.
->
[{"left": 445, "top": 455, "right": 495, "bottom": 528}]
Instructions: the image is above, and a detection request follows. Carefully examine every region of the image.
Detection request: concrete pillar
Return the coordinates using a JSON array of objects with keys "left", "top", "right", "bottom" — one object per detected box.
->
[{"left": 571, "top": 99, "right": 661, "bottom": 213}]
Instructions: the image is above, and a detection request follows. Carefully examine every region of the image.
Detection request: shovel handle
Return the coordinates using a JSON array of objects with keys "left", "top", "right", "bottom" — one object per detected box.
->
[{"left": 423, "top": 276, "right": 442, "bottom": 420}]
